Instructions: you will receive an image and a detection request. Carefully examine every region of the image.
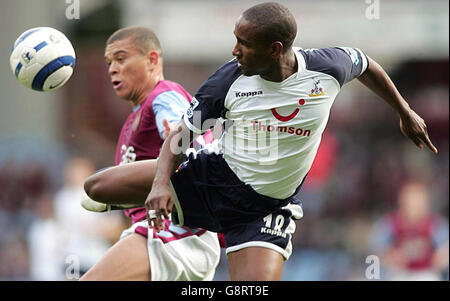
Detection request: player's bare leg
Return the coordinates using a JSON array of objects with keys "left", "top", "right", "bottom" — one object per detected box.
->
[
  {"left": 227, "top": 247, "right": 284, "bottom": 281},
  {"left": 80, "top": 233, "right": 150, "bottom": 281},
  {"left": 85, "top": 159, "right": 158, "bottom": 205}
]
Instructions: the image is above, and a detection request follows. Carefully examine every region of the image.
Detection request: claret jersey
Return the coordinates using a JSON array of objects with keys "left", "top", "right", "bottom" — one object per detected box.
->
[
  {"left": 184, "top": 47, "right": 368, "bottom": 199},
  {"left": 116, "top": 80, "right": 191, "bottom": 223}
]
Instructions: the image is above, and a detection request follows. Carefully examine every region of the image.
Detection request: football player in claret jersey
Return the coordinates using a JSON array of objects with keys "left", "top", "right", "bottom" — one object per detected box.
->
[
  {"left": 84, "top": 3, "right": 437, "bottom": 280},
  {"left": 371, "top": 181, "right": 449, "bottom": 280},
  {"left": 80, "top": 27, "right": 220, "bottom": 281}
]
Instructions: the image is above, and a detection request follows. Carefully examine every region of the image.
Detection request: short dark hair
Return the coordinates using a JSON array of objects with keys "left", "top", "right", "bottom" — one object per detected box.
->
[
  {"left": 106, "top": 26, "right": 163, "bottom": 56},
  {"left": 242, "top": 2, "right": 297, "bottom": 52}
]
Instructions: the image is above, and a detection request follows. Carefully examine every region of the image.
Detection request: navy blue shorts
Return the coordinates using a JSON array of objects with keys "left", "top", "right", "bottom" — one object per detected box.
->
[{"left": 170, "top": 150, "right": 303, "bottom": 259}]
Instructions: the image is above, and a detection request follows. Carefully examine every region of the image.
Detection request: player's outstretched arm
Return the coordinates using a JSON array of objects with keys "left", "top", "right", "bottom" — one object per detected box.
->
[
  {"left": 84, "top": 159, "right": 158, "bottom": 205},
  {"left": 357, "top": 57, "right": 438, "bottom": 154},
  {"left": 146, "top": 121, "right": 197, "bottom": 231}
]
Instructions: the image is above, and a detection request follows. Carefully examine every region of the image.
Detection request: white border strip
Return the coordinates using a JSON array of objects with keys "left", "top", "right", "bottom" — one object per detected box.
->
[
  {"left": 226, "top": 241, "right": 290, "bottom": 260},
  {"left": 356, "top": 48, "right": 369, "bottom": 76},
  {"left": 183, "top": 111, "right": 203, "bottom": 135},
  {"left": 170, "top": 181, "right": 184, "bottom": 226}
]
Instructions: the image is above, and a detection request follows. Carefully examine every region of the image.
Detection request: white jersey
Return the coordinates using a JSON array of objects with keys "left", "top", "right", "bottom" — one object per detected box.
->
[{"left": 184, "top": 47, "right": 368, "bottom": 199}]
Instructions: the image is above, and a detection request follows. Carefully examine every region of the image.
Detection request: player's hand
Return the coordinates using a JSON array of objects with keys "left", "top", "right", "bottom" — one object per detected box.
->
[
  {"left": 400, "top": 109, "right": 438, "bottom": 154},
  {"left": 145, "top": 183, "right": 174, "bottom": 232},
  {"left": 163, "top": 119, "right": 175, "bottom": 139}
]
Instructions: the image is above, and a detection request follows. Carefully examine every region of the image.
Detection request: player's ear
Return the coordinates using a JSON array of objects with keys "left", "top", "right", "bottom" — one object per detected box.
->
[
  {"left": 270, "top": 41, "right": 283, "bottom": 58},
  {"left": 147, "top": 50, "right": 160, "bottom": 70}
]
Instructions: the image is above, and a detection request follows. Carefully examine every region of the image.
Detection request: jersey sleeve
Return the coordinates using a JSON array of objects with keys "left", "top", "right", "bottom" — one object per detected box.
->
[
  {"left": 431, "top": 217, "right": 449, "bottom": 247},
  {"left": 370, "top": 216, "right": 394, "bottom": 253},
  {"left": 300, "top": 47, "right": 369, "bottom": 86},
  {"left": 183, "top": 59, "right": 242, "bottom": 134},
  {"left": 152, "top": 91, "right": 190, "bottom": 139}
]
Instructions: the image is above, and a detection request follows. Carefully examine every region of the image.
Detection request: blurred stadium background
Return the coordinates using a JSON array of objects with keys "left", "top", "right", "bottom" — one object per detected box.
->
[{"left": 0, "top": 0, "right": 448, "bottom": 280}]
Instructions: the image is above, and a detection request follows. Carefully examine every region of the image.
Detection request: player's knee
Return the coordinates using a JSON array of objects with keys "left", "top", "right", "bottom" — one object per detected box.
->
[
  {"left": 230, "top": 270, "right": 267, "bottom": 281},
  {"left": 78, "top": 266, "right": 109, "bottom": 281},
  {"left": 228, "top": 248, "right": 284, "bottom": 281},
  {"left": 78, "top": 267, "right": 98, "bottom": 281},
  {"left": 84, "top": 174, "right": 106, "bottom": 203},
  {"left": 230, "top": 266, "right": 282, "bottom": 281}
]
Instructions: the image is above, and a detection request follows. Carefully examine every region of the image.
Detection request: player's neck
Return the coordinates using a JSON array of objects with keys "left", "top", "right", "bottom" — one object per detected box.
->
[
  {"left": 260, "top": 50, "right": 297, "bottom": 82},
  {"left": 131, "top": 72, "right": 165, "bottom": 107}
]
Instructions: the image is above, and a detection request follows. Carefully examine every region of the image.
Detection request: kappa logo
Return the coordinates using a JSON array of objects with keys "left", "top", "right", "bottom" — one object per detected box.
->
[
  {"left": 261, "top": 213, "right": 287, "bottom": 238},
  {"left": 271, "top": 98, "right": 306, "bottom": 122},
  {"left": 235, "top": 90, "right": 263, "bottom": 98}
]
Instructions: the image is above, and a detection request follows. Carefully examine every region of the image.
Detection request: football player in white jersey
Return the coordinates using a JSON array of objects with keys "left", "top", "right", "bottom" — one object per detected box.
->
[{"left": 85, "top": 2, "right": 437, "bottom": 280}]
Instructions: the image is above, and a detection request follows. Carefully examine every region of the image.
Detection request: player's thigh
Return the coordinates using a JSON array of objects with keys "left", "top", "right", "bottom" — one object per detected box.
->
[
  {"left": 85, "top": 159, "right": 158, "bottom": 204},
  {"left": 80, "top": 233, "right": 150, "bottom": 281},
  {"left": 227, "top": 246, "right": 284, "bottom": 281},
  {"left": 224, "top": 204, "right": 303, "bottom": 281}
]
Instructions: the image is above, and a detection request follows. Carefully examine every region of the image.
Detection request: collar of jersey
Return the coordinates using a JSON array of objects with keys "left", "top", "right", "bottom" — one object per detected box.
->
[
  {"left": 293, "top": 47, "right": 307, "bottom": 75},
  {"left": 257, "top": 47, "right": 305, "bottom": 86},
  {"left": 132, "top": 104, "right": 141, "bottom": 112}
]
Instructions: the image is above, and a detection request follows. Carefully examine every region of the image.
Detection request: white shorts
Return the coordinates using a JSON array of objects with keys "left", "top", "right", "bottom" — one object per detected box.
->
[{"left": 120, "top": 219, "right": 221, "bottom": 281}]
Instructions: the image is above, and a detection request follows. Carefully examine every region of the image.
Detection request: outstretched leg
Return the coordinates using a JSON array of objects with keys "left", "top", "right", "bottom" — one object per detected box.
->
[
  {"left": 227, "top": 247, "right": 284, "bottom": 281},
  {"left": 80, "top": 233, "right": 150, "bottom": 281},
  {"left": 84, "top": 159, "right": 158, "bottom": 205}
]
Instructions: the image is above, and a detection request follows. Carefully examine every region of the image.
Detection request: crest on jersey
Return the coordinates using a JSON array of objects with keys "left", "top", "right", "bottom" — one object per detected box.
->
[
  {"left": 132, "top": 111, "right": 142, "bottom": 131},
  {"left": 308, "top": 79, "right": 325, "bottom": 97},
  {"left": 186, "top": 107, "right": 194, "bottom": 119}
]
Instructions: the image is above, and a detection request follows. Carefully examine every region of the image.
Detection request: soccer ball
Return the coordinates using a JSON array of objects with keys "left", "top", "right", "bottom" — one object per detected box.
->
[{"left": 9, "top": 27, "right": 76, "bottom": 92}]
